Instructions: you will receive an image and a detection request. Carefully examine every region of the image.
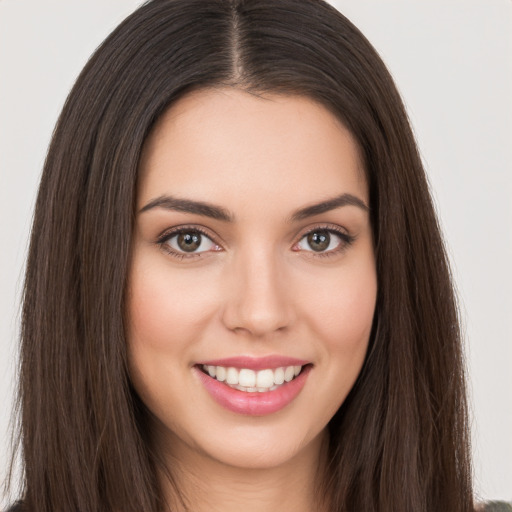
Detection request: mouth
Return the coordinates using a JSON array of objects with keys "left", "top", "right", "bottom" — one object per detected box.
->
[
  {"left": 194, "top": 359, "right": 312, "bottom": 415},
  {"left": 199, "top": 364, "right": 306, "bottom": 393}
]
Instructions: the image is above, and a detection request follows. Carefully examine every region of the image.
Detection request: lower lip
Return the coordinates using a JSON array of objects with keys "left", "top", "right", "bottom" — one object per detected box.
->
[{"left": 194, "top": 365, "right": 312, "bottom": 416}]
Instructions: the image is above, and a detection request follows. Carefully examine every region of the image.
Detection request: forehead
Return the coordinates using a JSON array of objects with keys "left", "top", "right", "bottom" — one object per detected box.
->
[{"left": 137, "top": 88, "right": 367, "bottom": 215}]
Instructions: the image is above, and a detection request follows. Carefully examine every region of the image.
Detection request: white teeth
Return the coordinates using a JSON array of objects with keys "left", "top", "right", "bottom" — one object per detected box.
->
[
  {"left": 226, "top": 367, "right": 239, "bottom": 385},
  {"left": 284, "top": 366, "right": 295, "bottom": 382},
  {"left": 216, "top": 366, "right": 226, "bottom": 382},
  {"left": 274, "top": 367, "right": 285, "bottom": 385},
  {"left": 239, "top": 369, "right": 256, "bottom": 387},
  {"left": 256, "top": 369, "right": 274, "bottom": 388},
  {"left": 202, "top": 364, "right": 304, "bottom": 391}
]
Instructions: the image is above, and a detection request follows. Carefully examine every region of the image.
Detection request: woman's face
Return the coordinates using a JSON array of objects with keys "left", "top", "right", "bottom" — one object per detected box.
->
[{"left": 127, "top": 88, "right": 377, "bottom": 470}]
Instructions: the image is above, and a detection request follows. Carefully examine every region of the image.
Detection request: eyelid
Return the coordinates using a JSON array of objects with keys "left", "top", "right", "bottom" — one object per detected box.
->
[{"left": 157, "top": 224, "right": 217, "bottom": 242}]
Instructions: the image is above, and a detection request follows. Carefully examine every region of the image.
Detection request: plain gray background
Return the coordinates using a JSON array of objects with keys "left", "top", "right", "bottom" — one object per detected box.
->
[{"left": 1, "top": 0, "right": 511, "bottom": 506}]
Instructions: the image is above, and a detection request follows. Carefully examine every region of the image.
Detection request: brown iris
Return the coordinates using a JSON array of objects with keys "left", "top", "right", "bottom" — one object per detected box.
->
[
  {"left": 177, "top": 231, "right": 202, "bottom": 252},
  {"left": 307, "top": 230, "right": 330, "bottom": 251}
]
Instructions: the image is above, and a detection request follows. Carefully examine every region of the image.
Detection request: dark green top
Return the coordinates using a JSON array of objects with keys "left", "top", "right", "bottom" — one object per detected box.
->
[{"left": 483, "top": 502, "right": 512, "bottom": 512}]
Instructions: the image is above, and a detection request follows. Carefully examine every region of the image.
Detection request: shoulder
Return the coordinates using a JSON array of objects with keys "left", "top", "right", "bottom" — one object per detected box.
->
[{"left": 480, "top": 502, "right": 512, "bottom": 512}]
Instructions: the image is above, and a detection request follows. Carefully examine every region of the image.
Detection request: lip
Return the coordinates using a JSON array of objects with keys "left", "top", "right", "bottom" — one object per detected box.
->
[
  {"left": 194, "top": 363, "right": 312, "bottom": 416},
  {"left": 196, "top": 355, "right": 310, "bottom": 371}
]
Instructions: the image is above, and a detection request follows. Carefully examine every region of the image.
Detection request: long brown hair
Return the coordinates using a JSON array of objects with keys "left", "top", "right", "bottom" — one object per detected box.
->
[{"left": 9, "top": 0, "right": 473, "bottom": 510}]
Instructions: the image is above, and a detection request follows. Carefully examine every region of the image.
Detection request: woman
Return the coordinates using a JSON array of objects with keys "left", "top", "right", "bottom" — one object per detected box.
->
[{"left": 4, "top": 0, "right": 508, "bottom": 511}]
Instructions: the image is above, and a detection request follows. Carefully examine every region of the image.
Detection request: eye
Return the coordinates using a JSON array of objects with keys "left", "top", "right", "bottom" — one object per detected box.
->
[
  {"left": 295, "top": 228, "right": 353, "bottom": 254},
  {"left": 160, "top": 228, "right": 219, "bottom": 255}
]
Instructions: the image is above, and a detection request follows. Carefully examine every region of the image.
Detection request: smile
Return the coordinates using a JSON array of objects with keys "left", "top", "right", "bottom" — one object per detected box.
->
[
  {"left": 201, "top": 364, "right": 303, "bottom": 392},
  {"left": 195, "top": 357, "right": 312, "bottom": 415}
]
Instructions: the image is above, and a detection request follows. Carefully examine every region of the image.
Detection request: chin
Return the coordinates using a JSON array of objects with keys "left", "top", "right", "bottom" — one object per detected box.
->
[{"left": 176, "top": 417, "right": 327, "bottom": 472}]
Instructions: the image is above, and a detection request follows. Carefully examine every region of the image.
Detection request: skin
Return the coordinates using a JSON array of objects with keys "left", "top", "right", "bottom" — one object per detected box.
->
[{"left": 126, "top": 88, "right": 377, "bottom": 512}]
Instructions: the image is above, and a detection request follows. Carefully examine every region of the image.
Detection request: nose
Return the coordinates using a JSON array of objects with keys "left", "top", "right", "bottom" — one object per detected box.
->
[{"left": 221, "top": 249, "right": 294, "bottom": 337}]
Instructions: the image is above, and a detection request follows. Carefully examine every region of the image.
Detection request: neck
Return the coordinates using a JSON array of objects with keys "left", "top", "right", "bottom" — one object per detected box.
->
[{"left": 156, "top": 428, "right": 330, "bottom": 512}]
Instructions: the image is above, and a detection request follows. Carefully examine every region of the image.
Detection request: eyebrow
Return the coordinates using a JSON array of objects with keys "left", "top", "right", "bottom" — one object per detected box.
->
[
  {"left": 139, "top": 193, "right": 368, "bottom": 222},
  {"left": 290, "top": 193, "right": 369, "bottom": 221},
  {"left": 139, "top": 195, "right": 233, "bottom": 221}
]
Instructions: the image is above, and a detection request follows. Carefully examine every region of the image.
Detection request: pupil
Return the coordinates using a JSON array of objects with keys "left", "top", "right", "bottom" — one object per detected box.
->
[
  {"left": 308, "top": 231, "right": 330, "bottom": 251},
  {"left": 178, "top": 232, "right": 201, "bottom": 252}
]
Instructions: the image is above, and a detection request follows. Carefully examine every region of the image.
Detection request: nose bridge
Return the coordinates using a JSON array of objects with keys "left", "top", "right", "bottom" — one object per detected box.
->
[{"left": 222, "top": 244, "right": 293, "bottom": 336}]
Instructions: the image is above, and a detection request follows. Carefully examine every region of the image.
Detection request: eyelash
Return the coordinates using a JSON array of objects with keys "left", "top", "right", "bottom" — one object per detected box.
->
[{"left": 156, "top": 224, "right": 356, "bottom": 260}]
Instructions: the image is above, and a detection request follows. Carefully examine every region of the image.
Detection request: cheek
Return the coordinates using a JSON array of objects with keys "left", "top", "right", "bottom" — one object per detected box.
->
[
  {"left": 126, "top": 259, "right": 219, "bottom": 353},
  {"left": 304, "top": 258, "right": 377, "bottom": 357},
  {"left": 125, "top": 259, "right": 218, "bottom": 421},
  {"left": 125, "top": 259, "right": 222, "bottom": 415},
  {"left": 288, "top": 255, "right": 377, "bottom": 430}
]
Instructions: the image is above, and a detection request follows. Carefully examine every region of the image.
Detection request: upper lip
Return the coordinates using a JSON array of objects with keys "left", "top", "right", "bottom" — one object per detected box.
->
[{"left": 196, "top": 355, "right": 310, "bottom": 371}]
